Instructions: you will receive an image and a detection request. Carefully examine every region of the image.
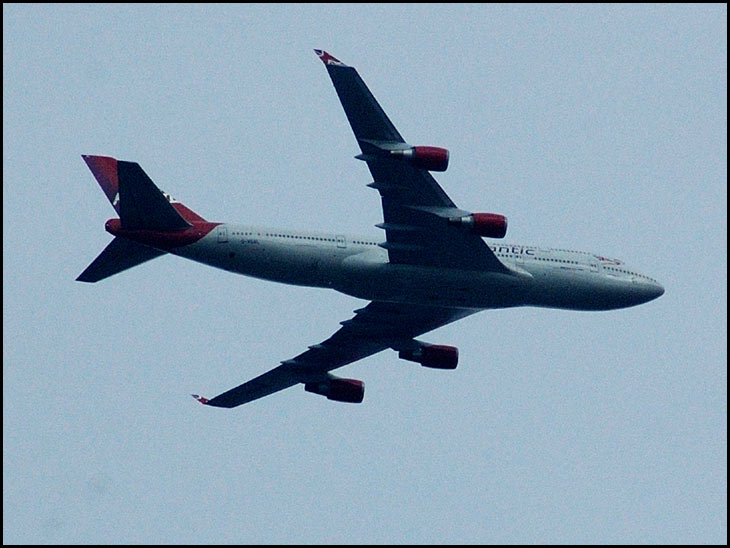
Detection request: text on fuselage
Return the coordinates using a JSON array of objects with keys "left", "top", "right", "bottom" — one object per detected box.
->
[{"left": 488, "top": 245, "right": 536, "bottom": 256}]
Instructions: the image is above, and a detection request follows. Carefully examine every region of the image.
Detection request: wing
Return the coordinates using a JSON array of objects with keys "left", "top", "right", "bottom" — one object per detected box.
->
[
  {"left": 195, "top": 301, "right": 476, "bottom": 408},
  {"left": 315, "top": 50, "right": 508, "bottom": 274}
]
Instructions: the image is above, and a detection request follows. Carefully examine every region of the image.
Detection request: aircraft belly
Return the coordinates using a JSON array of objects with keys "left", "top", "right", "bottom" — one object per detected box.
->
[{"left": 335, "top": 255, "right": 530, "bottom": 309}]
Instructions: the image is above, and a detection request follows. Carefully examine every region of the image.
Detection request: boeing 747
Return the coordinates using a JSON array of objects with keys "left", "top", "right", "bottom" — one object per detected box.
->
[{"left": 77, "top": 50, "right": 664, "bottom": 407}]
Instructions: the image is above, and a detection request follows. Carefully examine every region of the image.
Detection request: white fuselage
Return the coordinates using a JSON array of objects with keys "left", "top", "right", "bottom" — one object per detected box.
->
[{"left": 172, "top": 223, "right": 664, "bottom": 311}]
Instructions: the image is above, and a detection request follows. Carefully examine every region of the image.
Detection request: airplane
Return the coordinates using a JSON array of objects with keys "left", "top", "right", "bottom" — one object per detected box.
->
[{"left": 77, "top": 50, "right": 664, "bottom": 408}]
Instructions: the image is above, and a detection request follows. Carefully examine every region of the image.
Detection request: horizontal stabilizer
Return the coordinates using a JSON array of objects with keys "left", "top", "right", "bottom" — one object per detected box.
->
[{"left": 77, "top": 237, "right": 166, "bottom": 283}]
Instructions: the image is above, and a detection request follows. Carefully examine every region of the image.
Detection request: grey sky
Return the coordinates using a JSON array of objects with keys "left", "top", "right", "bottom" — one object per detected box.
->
[{"left": 3, "top": 4, "right": 726, "bottom": 544}]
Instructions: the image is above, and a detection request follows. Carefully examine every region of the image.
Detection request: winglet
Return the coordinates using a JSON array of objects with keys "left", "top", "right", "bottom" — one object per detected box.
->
[
  {"left": 191, "top": 394, "right": 210, "bottom": 405},
  {"left": 314, "top": 49, "right": 347, "bottom": 67}
]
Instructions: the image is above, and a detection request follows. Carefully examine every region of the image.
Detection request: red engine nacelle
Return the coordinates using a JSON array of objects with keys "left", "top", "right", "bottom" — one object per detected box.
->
[
  {"left": 399, "top": 343, "right": 459, "bottom": 370},
  {"left": 390, "top": 146, "right": 450, "bottom": 172},
  {"left": 305, "top": 377, "right": 364, "bottom": 403},
  {"left": 449, "top": 213, "right": 508, "bottom": 239}
]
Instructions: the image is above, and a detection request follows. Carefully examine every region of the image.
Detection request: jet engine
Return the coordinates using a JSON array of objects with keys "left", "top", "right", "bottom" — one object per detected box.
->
[
  {"left": 449, "top": 213, "right": 508, "bottom": 239},
  {"left": 304, "top": 376, "right": 364, "bottom": 403},
  {"left": 399, "top": 343, "right": 459, "bottom": 370},
  {"left": 390, "top": 146, "right": 450, "bottom": 172}
]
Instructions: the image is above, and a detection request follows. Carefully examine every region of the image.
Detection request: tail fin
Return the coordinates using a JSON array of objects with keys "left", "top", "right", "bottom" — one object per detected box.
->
[
  {"left": 81, "top": 155, "right": 121, "bottom": 213},
  {"left": 78, "top": 155, "right": 206, "bottom": 283},
  {"left": 82, "top": 155, "right": 192, "bottom": 230}
]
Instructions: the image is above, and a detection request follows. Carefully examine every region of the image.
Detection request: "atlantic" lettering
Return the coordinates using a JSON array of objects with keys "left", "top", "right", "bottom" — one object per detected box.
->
[{"left": 488, "top": 245, "right": 536, "bottom": 256}]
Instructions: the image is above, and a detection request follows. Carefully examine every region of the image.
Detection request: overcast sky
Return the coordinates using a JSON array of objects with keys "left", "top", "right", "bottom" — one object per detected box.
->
[{"left": 3, "top": 4, "right": 726, "bottom": 544}]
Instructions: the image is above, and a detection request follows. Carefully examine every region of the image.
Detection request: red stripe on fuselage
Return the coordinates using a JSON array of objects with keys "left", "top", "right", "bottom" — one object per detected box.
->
[{"left": 105, "top": 218, "right": 220, "bottom": 249}]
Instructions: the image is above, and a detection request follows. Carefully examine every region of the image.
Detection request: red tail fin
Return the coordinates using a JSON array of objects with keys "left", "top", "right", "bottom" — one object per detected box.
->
[
  {"left": 82, "top": 155, "right": 207, "bottom": 228},
  {"left": 82, "top": 155, "right": 120, "bottom": 213}
]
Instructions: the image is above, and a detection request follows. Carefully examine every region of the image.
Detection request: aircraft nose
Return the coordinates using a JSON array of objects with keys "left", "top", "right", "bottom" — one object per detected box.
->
[
  {"left": 636, "top": 279, "right": 665, "bottom": 303},
  {"left": 653, "top": 281, "right": 665, "bottom": 299}
]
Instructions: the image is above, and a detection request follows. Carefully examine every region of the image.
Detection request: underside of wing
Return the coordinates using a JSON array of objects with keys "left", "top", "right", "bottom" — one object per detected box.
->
[
  {"left": 193, "top": 367, "right": 300, "bottom": 408},
  {"left": 195, "top": 301, "right": 476, "bottom": 408},
  {"left": 316, "top": 50, "right": 509, "bottom": 274}
]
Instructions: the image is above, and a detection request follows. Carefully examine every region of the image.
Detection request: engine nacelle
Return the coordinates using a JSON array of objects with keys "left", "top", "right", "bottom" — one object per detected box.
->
[
  {"left": 304, "top": 377, "right": 364, "bottom": 403},
  {"left": 449, "top": 213, "right": 507, "bottom": 239},
  {"left": 399, "top": 343, "right": 459, "bottom": 370},
  {"left": 390, "top": 146, "right": 449, "bottom": 172}
]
